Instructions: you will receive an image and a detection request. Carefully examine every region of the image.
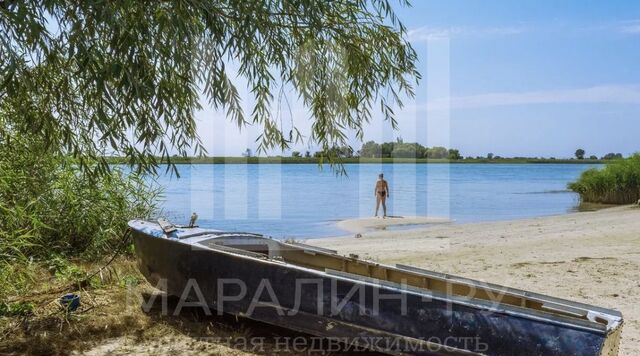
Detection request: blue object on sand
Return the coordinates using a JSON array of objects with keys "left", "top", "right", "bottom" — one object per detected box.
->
[{"left": 60, "top": 293, "right": 80, "bottom": 312}]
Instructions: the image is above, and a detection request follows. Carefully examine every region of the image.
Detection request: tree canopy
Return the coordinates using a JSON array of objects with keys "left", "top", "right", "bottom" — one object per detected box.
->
[
  {"left": 0, "top": 0, "right": 419, "bottom": 176},
  {"left": 358, "top": 140, "right": 461, "bottom": 159}
]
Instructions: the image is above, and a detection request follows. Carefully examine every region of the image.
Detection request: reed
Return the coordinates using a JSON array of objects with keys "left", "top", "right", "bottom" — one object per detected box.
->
[
  {"left": 0, "top": 137, "right": 160, "bottom": 299},
  {"left": 568, "top": 154, "right": 640, "bottom": 204}
]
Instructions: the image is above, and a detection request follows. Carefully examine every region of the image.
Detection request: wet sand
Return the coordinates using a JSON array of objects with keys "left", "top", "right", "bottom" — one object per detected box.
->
[
  {"left": 337, "top": 215, "right": 451, "bottom": 234},
  {"left": 308, "top": 205, "right": 640, "bottom": 354}
]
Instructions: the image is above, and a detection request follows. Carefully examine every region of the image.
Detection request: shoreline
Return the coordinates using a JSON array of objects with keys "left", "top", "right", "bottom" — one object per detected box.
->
[
  {"left": 103, "top": 156, "right": 607, "bottom": 165},
  {"left": 335, "top": 215, "right": 451, "bottom": 234},
  {"left": 307, "top": 205, "right": 640, "bottom": 354},
  {"left": 328, "top": 204, "right": 612, "bottom": 237}
]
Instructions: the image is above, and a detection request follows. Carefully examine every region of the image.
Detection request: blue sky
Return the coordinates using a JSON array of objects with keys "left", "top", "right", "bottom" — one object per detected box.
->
[{"left": 197, "top": 0, "right": 640, "bottom": 158}]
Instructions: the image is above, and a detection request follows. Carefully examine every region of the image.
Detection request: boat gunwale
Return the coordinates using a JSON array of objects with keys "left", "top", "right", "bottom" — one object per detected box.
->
[{"left": 394, "top": 264, "right": 622, "bottom": 318}]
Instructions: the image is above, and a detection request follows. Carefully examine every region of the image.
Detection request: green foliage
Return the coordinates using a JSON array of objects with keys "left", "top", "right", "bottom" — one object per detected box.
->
[
  {"left": 359, "top": 141, "right": 459, "bottom": 159},
  {"left": 0, "top": 301, "right": 34, "bottom": 317},
  {"left": 291, "top": 151, "right": 301, "bottom": 158},
  {"left": 602, "top": 153, "right": 624, "bottom": 160},
  {"left": 119, "top": 274, "right": 142, "bottom": 288},
  {"left": 360, "top": 141, "right": 381, "bottom": 158},
  {"left": 391, "top": 142, "right": 420, "bottom": 158},
  {"left": 0, "top": 136, "right": 160, "bottom": 266},
  {"left": 0, "top": 0, "right": 418, "bottom": 176},
  {"left": 569, "top": 154, "right": 640, "bottom": 204},
  {"left": 425, "top": 146, "right": 448, "bottom": 159},
  {"left": 575, "top": 149, "right": 585, "bottom": 160},
  {"left": 314, "top": 146, "right": 353, "bottom": 159},
  {"left": 381, "top": 142, "right": 395, "bottom": 157},
  {"left": 46, "top": 256, "right": 86, "bottom": 282},
  {"left": 0, "top": 262, "right": 39, "bottom": 301},
  {"left": 313, "top": 145, "right": 353, "bottom": 161}
]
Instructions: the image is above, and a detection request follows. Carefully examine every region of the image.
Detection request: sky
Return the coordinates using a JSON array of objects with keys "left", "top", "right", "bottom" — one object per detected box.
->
[{"left": 195, "top": 0, "right": 640, "bottom": 159}]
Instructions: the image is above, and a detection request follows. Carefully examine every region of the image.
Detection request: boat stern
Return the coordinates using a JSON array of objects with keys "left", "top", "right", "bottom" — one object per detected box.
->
[{"left": 601, "top": 321, "right": 624, "bottom": 356}]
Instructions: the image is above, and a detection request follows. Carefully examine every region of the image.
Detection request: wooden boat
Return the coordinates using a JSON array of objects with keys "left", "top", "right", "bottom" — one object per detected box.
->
[{"left": 129, "top": 219, "right": 623, "bottom": 355}]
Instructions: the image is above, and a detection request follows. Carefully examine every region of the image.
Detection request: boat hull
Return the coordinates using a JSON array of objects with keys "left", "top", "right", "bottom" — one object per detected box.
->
[{"left": 131, "top": 227, "right": 620, "bottom": 356}]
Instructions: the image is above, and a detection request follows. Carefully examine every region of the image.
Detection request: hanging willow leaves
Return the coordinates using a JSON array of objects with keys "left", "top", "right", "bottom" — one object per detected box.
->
[{"left": 0, "top": 0, "right": 419, "bottom": 176}]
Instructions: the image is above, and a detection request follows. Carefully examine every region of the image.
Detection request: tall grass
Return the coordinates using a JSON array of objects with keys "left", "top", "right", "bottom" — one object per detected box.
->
[
  {"left": 569, "top": 154, "right": 640, "bottom": 204},
  {"left": 0, "top": 136, "right": 160, "bottom": 298}
]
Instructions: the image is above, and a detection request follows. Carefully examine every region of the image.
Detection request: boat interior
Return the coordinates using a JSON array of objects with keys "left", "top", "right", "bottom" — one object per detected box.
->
[{"left": 195, "top": 232, "right": 621, "bottom": 330}]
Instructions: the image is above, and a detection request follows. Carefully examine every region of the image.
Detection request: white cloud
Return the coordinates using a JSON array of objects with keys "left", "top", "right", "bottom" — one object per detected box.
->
[
  {"left": 408, "top": 25, "right": 525, "bottom": 42},
  {"left": 622, "top": 25, "right": 640, "bottom": 33},
  {"left": 583, "top": 19, "right": 640, "bottom": 35},
  {"left": 619, "top": 20, "right": 640, "bottom": 34},
  {"left": 416, "top": 85, "right": 640, "bottom": 111},
  {"left": 409, "top": 20, "right": 640, "bottom": 39}
]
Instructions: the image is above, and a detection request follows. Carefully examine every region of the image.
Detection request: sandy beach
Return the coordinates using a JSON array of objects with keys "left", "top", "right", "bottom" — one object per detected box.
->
[
  {"left": 308, "top": 205, "right": 640, "bottom": 354},
  {"left": 336, "top": 215, "right": 451, "bottom": 234}
]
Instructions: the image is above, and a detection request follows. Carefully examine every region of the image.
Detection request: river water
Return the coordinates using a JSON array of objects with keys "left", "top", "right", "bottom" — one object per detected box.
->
[{"left": 152, "top": 163, "right": 598, "bottom": 238}]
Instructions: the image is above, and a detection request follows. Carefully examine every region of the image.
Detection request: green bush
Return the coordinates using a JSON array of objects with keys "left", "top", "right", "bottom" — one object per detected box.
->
[
  {"left": 569, "top": 154, "right": 640, "bottom": 204},
  {"left": 0, "top": 137, "right": 160, "bottom": 266}
]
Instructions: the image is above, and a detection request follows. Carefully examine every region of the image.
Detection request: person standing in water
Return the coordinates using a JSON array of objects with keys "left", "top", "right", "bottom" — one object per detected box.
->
[{"left": 374, "top": 173, "right": 390, "bottom": 218}]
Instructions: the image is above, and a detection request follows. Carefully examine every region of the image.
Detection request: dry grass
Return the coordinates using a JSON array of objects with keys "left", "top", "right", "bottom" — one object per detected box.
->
[
  {"left": 0, "top": 258, "right": 366, "bottom": 355},
  {"left": 1, "top": 258, "right": 146, "bottom": 354}
]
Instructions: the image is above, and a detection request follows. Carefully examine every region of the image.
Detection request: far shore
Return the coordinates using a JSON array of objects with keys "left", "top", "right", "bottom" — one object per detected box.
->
[
  {"left": 308, "top": 205, "right": 640, "bottom": 354},
  {"left": 102, "top": 156, "right": 607, "bottom": 165}
]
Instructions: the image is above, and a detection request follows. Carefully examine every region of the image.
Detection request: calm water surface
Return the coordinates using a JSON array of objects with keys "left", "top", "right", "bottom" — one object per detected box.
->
[{"left": 153, "top": 164, "right": 597, "bottom": 238}]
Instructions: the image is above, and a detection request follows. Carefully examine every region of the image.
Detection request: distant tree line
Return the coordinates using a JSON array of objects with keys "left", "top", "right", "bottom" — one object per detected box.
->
[
  {"left": 575, "top": 148, "right": 624, "bottom": 160},
  {"left": 359, "top": 139, "right": 461, "bottom": 159},
  {"left": 288, "top": 140, "right": 460, "bottom": 159},
  {"left": 285, "top": 145, "right": 627, "bottom": 161},
  {"left": 292, "top": 147, "right": 353, "bottom": 158}
]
